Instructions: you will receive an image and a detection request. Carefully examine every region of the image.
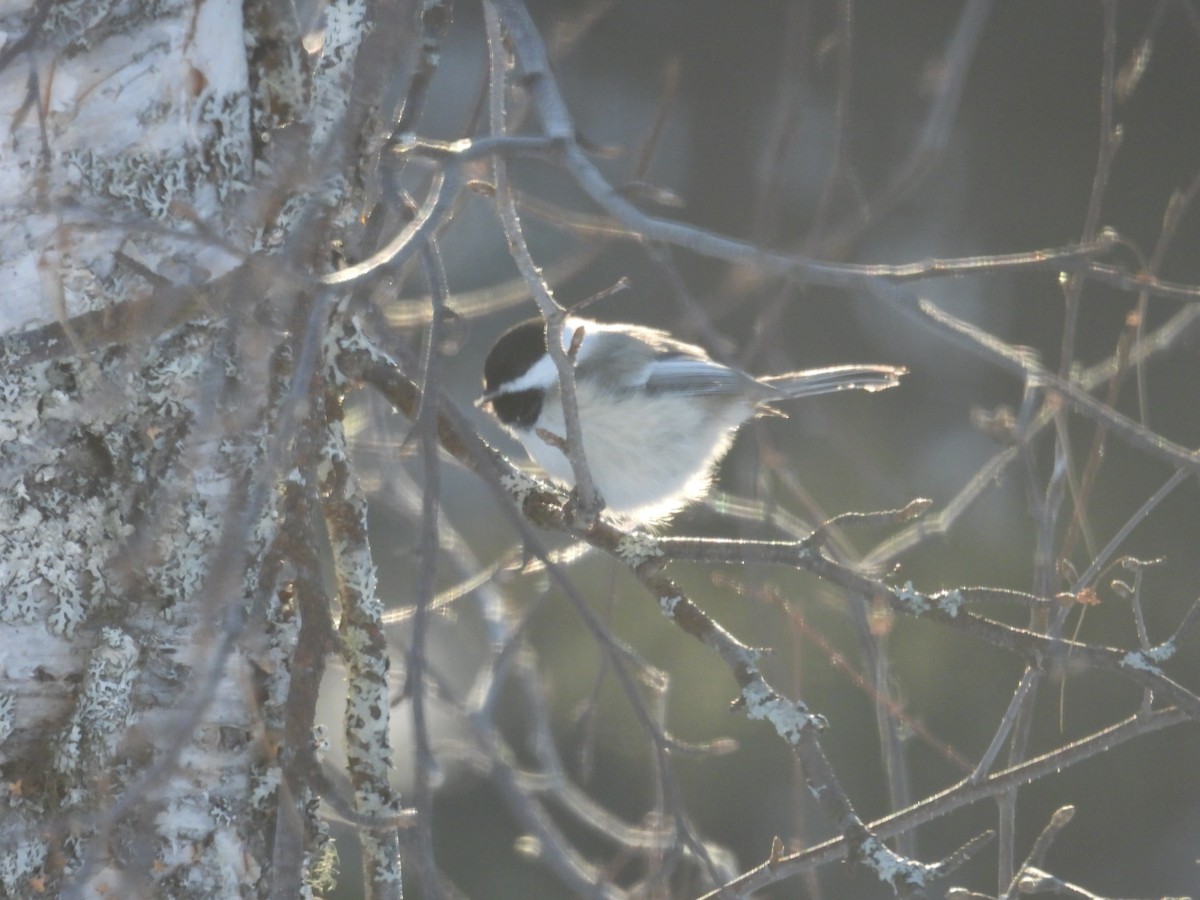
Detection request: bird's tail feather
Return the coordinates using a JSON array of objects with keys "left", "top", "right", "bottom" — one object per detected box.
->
[{"left": 759, "top": 365, "right": 906, "bottom": 399}]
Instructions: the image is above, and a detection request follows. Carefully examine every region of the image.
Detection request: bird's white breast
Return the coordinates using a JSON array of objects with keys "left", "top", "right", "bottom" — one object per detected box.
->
[{"left": 516, "top": 380, "right": 754, "bottom": 523}]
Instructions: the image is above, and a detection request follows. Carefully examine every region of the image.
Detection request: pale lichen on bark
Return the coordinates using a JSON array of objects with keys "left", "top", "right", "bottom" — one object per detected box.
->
[
  {"left": 51, "top": 626, "right": 139, "bottom": 806},
  {"left": 321, "top": 411, "right": 403, "bottom": 897},
  {"left": 0, "top": 0, "right": 404, "bottom": 892},
  {"left": 0, "top": 318, "right": 289, "bottom": 895},
  {"left": 0, "top": 0, "right": 254, "bottom": 325}
]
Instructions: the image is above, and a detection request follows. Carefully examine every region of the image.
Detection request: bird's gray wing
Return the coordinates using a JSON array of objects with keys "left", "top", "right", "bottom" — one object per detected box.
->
[{"left": 639, "top": 355, "right": 759, "bottom": 397}]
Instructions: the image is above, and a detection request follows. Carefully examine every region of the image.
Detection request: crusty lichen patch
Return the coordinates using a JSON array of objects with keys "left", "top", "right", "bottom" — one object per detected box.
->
[{"left": 0, "top": 325, "right": 239, "bottom": 637}]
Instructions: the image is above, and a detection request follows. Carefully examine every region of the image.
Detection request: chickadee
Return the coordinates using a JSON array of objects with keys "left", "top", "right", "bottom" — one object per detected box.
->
[{"left": 479, "top": 316, "right": 905, "bottom": 524}]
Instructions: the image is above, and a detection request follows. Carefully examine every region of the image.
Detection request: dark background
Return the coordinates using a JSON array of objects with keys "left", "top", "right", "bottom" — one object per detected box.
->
[{"left": 343, "top": 3, "right": 1200, "bottom": 897}]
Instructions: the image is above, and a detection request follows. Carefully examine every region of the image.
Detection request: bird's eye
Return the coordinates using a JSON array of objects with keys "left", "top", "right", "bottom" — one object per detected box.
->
[{"left": 489, "top": 389, "right": 543, "bottom": 430}]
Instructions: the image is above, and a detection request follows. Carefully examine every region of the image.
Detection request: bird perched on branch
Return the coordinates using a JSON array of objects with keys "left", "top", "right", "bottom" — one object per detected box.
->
[{"left": 480, "top": 316, "right": 905, "bottom": 524}]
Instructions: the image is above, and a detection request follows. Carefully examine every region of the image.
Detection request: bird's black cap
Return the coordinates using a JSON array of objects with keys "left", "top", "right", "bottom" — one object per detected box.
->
[
  {"left": 482, "top": 318, "right": 547, "bottom": 394},
  {"left": 481, "top": 318, "right": 549, "bottom": 430}
]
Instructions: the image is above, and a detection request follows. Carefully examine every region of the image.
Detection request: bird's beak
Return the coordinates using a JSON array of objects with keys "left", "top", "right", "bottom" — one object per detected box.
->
[{"left": 475, "top": 391, "right": 497, "bottom": 409}]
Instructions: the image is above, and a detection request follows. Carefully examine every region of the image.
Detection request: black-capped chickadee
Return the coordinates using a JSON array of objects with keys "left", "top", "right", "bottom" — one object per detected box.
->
[{"left": 479, "top": 316, "right": 905, "bottom": 524}]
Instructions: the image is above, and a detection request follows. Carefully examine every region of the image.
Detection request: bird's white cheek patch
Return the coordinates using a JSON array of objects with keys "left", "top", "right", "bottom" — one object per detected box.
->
[{"left": 503, "top": 353, "right": 559, "bottom": 395}]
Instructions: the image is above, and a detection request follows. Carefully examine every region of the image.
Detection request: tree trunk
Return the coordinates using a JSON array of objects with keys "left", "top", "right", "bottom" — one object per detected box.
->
[{"left": 0, "top": 0, "right": 410, "bottom": 896}]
